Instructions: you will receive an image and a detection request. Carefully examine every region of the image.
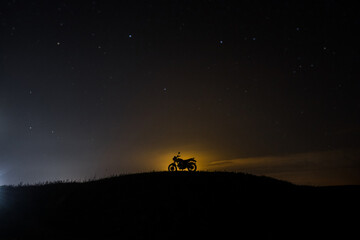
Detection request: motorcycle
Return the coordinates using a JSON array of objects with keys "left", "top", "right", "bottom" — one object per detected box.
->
[{"left": 168, "top": 152, "right": 197, "bottom": 172}]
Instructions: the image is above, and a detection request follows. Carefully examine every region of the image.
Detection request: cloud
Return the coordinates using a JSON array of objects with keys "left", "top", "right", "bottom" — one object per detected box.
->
[
  {"left": 206, "top": 148, "right": 360, "bottom": 186},
  {"left": 207, "top": 160, "right": 235, "bottom": 167}
]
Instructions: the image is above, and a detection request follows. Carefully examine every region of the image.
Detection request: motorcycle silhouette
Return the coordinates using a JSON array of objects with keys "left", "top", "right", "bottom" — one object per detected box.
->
[{"left": 168, "top": 152, "right": 197, "bottom": 172}]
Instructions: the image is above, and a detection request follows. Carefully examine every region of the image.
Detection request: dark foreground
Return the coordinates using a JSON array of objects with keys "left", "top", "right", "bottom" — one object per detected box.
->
[{"left": 0, "top": 171, "right": 359, "bottom": 239}]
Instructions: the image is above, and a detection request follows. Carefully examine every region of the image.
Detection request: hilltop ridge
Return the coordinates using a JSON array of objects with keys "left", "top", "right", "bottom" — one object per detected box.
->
[{"left": 0, "top": 171, "right": 358, "bottom": 239}]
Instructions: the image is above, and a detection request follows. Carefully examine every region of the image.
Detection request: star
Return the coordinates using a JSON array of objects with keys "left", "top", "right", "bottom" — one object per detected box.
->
[
  {"left": 219, "top": 40, "right": 223, "bottom": 44},
  {"left": 56, "top": 42, "right": 60, "bottom": 45},
  {"left": 129, "top": 34, "right": 132, "bottom": 38}
]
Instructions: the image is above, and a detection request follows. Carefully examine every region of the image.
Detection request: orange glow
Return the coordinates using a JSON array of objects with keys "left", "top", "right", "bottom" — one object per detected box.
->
[{"left": 152, "top": 148, "right": 217, "bottom": 172}]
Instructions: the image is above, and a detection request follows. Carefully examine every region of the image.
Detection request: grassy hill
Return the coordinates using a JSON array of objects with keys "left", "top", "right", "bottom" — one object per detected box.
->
[{"left": 0, "top": 171, "right": 359, "bottom": 239}]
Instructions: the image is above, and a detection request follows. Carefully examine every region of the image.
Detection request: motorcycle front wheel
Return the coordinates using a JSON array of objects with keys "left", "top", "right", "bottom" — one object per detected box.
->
[
  {"left": 187, "top": 163, "right": 197, "bottom": 172},
  {"left": 168, "top": 163, "right": 177, "bottom": 172}
]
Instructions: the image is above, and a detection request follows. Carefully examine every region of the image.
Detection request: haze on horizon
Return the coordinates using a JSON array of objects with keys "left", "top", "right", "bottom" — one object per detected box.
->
[{"left": 1, "top": 1, "right": 359, "bottom": 186}]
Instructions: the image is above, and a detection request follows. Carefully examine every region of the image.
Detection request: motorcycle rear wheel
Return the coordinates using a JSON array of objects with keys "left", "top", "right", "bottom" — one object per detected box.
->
[
  {"left": 168, "top": 163, "right": 177, "bottom": 172},
  {"left": 187, "top": 163, "right": 197, "bottom": 172}
]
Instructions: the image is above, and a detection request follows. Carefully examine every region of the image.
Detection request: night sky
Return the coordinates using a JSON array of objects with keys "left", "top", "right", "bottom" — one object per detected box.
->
[{"left": 1, "top": 0, "right": 359, "bottom": 186}]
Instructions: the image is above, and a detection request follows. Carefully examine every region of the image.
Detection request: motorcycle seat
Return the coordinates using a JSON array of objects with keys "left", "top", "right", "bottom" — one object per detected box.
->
[{"left": 183, "top": 158, "right": 196, "bottom": 162}]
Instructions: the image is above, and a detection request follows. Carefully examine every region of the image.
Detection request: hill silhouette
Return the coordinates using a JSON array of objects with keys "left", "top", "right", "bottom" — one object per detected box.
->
[{"left": 0, "top": 171, "right": 358, "bottom": 239}]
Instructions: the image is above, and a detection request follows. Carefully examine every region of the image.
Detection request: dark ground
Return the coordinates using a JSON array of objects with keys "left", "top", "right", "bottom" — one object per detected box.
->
[{"left": 0, "top": 171, "right": 359, "bottom": 239}]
